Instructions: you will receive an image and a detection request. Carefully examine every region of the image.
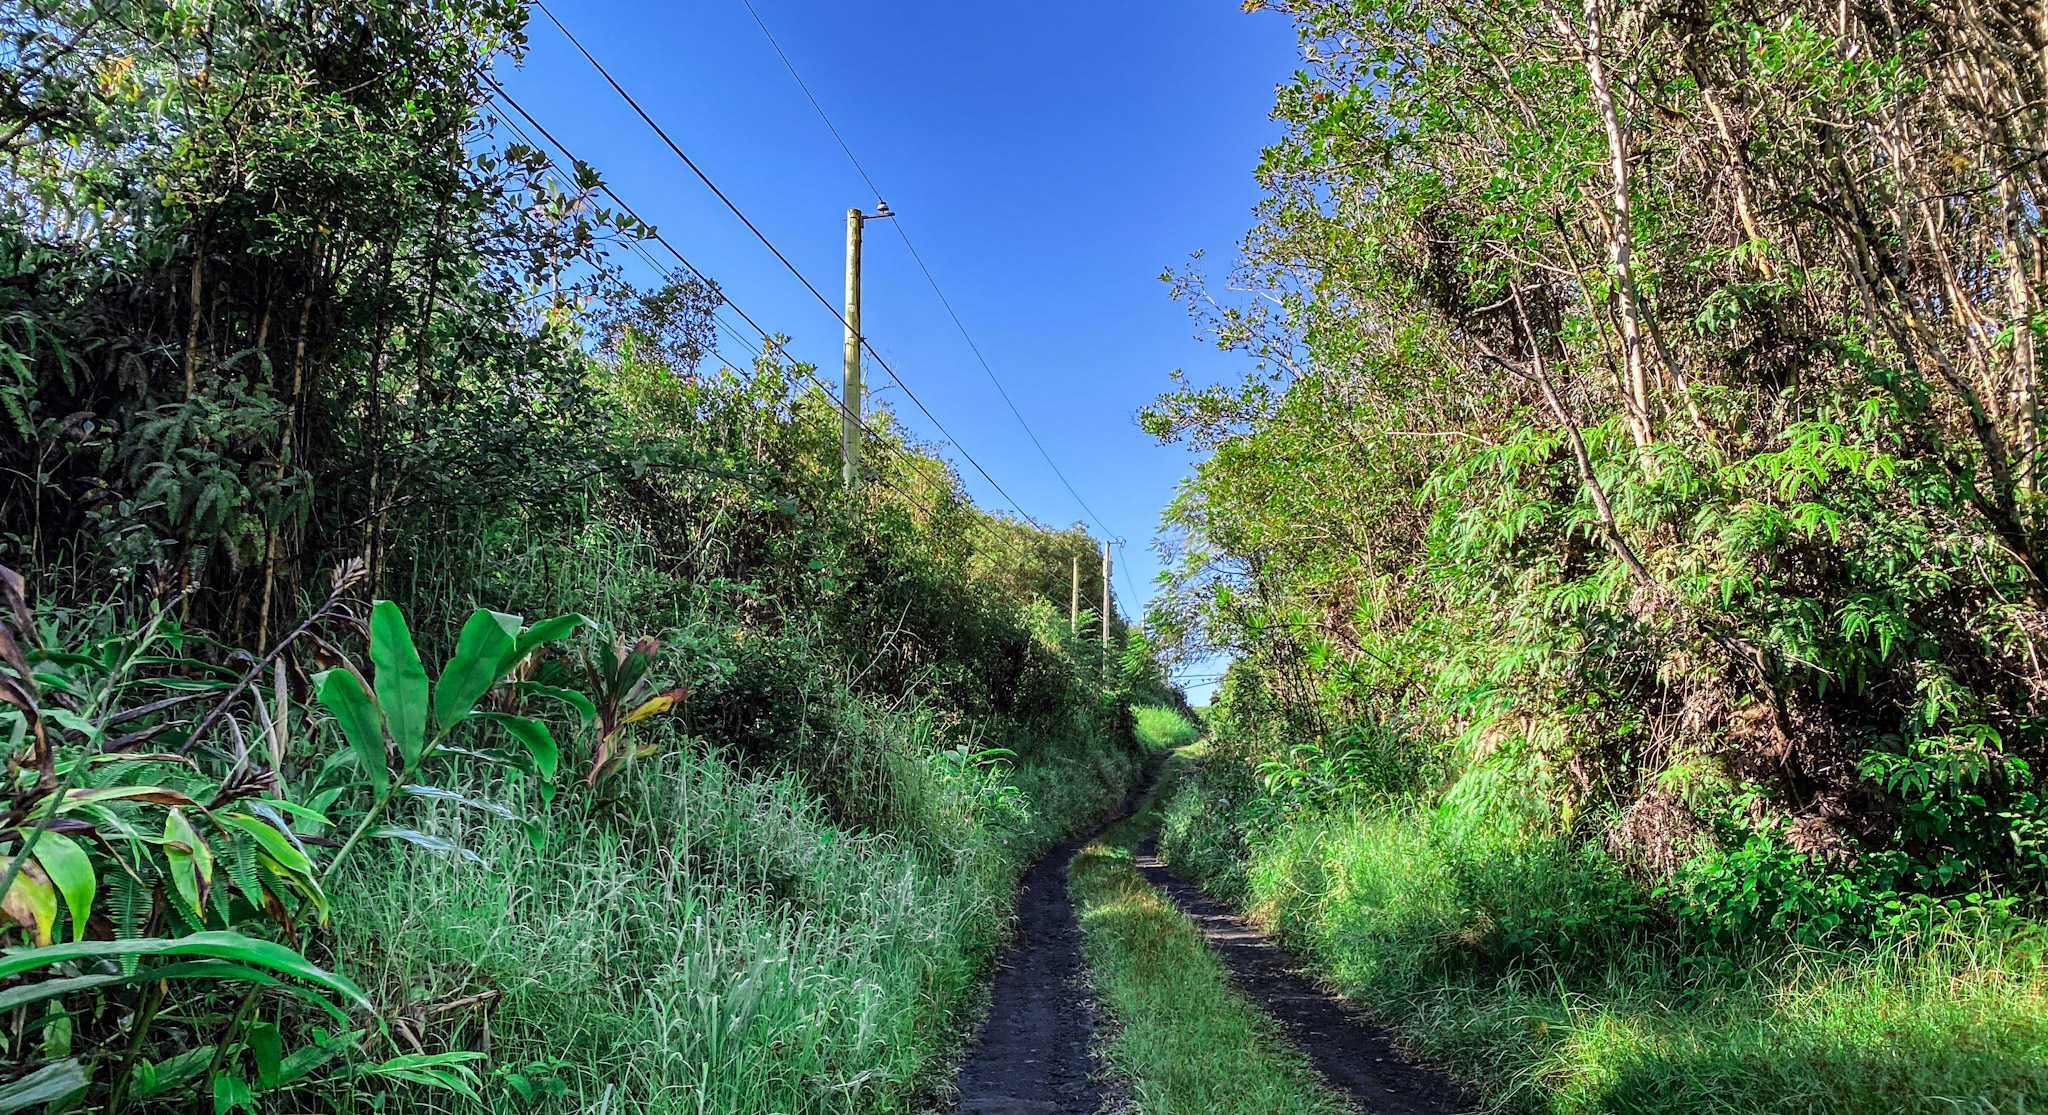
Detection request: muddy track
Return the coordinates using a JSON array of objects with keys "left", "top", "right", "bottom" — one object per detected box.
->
[
  {"left": 949, "top": 758, "right": 1165, "bottom": 1115},
  {"left": 1133, "top": 829, "right": 1477, "bottom": 1115}
]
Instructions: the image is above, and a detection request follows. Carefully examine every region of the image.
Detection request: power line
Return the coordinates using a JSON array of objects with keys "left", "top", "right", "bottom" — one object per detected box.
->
[
  {"left": 483, "top": 92, "right": 1053, "bottom": 573},
  {"left": 528, "top": 3, "right": 1046, "bottom": 529},
  {"left": 734, "top": 0, "right": 884, "bottom": 204},
  {"left": 729, "top": 0, "right": 1122, "bottom": 542},
  {"left": 485, "top": 75, "right": 772, "bottom": 345}
]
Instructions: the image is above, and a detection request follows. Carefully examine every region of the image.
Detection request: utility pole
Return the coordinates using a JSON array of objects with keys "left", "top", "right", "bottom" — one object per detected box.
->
[
  {"left": 1101, "top": 539, "right": 1113, "bottom": 683},
  {"left": 841, "top": 201, "right": 894, "bottom": 494},
  {"left": 840, "top": 208, "right": 863, "bottom": 491},
  {"left": 1070, "top": 555, "right": 1080, "bottom": 633}
]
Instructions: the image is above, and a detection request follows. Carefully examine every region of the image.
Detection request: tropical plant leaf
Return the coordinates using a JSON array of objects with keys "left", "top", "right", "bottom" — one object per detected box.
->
[
  {"left": 515, "top": 681, "right": 595, "bottom": 727},
  {"left": 369, "top": 601, "right": 430, "bottom": 768},
  {"left": 469, "top": 712, "right": 557, "bottom": 782},
  {"left": 317, "top": 667, "right": 388, "bottom": 796},
  {"left": 357, "top": 1052, "right": 485, "bottom": 1099},
  {"left": 0, "top": 930, "right": 372, "bottom": 1012},
  {"left": 366, "top": 826, "right": 486, "bottom": 865},
  {"left": 433, "top": 610, "right": 519, "bottom": 731},
  {"left": 218, "top": 813, "right": 311, "bottom": 875},
  {"left": 506, "top": 613, "right": 590, "bottom": 672},
  {"left": 0, "top": 1058, "right": 86, "bottom": 1114},
  {"left": 30, "top": 832, "right": 92, "bottom": 942},
  {"left": 162, "top": 808, "right": 212, "bottom": 922},
  {"left": 622, "top": 686, "right": 689, "bottom": 725},
  {"left": 58, "top": 785, "right": 200, "bottom": 810},
  {"left": 0, "top": 857, "right": 57, "bottom": 946},
  {"left": 0, "top": 971, "right": 126, "bottom": 1013},
  {"left": 400, "top": 784, "right": 519, "bottom": 822}
]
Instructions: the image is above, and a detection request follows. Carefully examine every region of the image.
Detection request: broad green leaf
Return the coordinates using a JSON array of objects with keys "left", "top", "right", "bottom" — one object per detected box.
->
[
  {"left": 370, "top": 601, "right": 430, "bottom": 768},
  {"left": 0, "top": 971, "right": 125, "bottom": 1013},
  {"left": 277, "top": 1033, "right": 344, "bottom": 1085},
  {"left": 470, "top": 712, "right": 557, "bottom": 782},
  {"left": 31, "top": 833, "right": 93, "bottom": 942},
  {"left": 249, "top": 797, "right": 330, "bottom": 827},
  {"left": 0, "top": 930, "right": 372, "bottom": 1013},
  {"left": 133, "top": 1046, "right": 213, "bottom": 1100},
  {"left": 366, "top": 826, "right": 485, "bottom": 865},
  {"left": 248, "top": 1021, "right": 283, "bottom": 1089},
  {"left": 163, "top": 808, "right": 212, "bottom": 922},
  {"left": 41, "top": 709, "right": 102, "bottom": 744},
  {"left": 433, "top": 610, "right": 519, "bottom": 731},
  {"left": 357, "top": 1052, "right": 485, "bottom": 1100},
  {"left": 0, "top": 1058, "right": 86, "bottom": 1114},
  {"left": 219, "top": 814, "right": 310, "bottom": 874},
  {"left": 506, "top": 613, "right": 591, "bottom": 672},
  {"left": 212, "top": 1071, "right": 253, "bottom": 1115},
  {"left": 317, "top": 668, "right": 388, "bottom": 796},
  {"left": 516, "top": 681, "right": 596, "bottom": 727}
]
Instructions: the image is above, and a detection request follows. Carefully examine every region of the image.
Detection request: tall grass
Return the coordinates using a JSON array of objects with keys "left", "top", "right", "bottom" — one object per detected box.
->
[
  {"left": 335, "top": 700, "right": 1135, "bottom": 1114},
  {"left": 1132, "top": 705, "right": 1202, "bottom": 751},
  {"left": 323, "top": 520, "right": 1144, "bottom": 1113},
  {"left": 1160, "top": 747, "right": 2048, "bottom": 1114}
]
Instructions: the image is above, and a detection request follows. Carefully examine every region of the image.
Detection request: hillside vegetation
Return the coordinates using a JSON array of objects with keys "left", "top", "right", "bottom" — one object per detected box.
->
[
  {"left": 1150, "top": 0, "right": 2048, "bottom": 1111},
  {"left": 0, "top": 2, "right": 1172, "bottom": 1111}
]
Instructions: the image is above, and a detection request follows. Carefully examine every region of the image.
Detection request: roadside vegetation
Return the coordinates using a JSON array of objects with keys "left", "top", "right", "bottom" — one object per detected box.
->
[
  {"left": 0, "top": 2, "right": 1177, "bottom": 1111},
  {"left": 1072, "top": 742, "right": 1345, "bottom": 1115},
  {"left": 1149, "top": 0, "right": 2048, "bottom": 1111}
]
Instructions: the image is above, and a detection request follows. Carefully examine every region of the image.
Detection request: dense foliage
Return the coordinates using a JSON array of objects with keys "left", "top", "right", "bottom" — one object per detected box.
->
[
  {"left": 0, "top": 1, "right": 1172, "bottom": 1110},
  {"left": 1149, "top": 1, "right": 2048, "bottom": 1108},
  {"left": 1151, "top": 0, "right": 2048, "bottom": 942}
]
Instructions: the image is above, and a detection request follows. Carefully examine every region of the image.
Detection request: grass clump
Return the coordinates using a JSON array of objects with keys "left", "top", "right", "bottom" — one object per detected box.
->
[
  {"left": 1133, "top": 705, "right": 1203, "bottom": 750},
  {"left": 1070, "top": 751, "right": 1348, "bottom": 1115},
  {"left": 1159, "top": 745, "right": 2048, "bottom": 1114}
]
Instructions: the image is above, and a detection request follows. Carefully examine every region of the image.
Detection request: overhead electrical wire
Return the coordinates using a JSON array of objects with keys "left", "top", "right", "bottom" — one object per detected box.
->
[
  {"left": 527, "top": 2, "right": 1048, "bottom": 531},
  {"left": 485, "top": 84, "right": 1059, "bottom": 573},
  {"left": 730, "top": 0, "right": 1122, "bottom": 545}
]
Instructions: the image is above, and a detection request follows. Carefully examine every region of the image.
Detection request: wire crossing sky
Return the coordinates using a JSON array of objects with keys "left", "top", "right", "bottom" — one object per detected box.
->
[{"left": 499, "top": 1, "right": 1299, "bottom": 700}]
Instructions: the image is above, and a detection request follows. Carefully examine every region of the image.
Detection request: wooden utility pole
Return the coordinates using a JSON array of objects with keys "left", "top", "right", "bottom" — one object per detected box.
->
[
  {"left": 841, "top": 207, "right": 864, "bottom": 491},
  {"left": 1070, "top": 555, "right": 1080, "bottom": 633},
  {"left": 1101, "top": 540, "right": 1112, "bottom": 682}
]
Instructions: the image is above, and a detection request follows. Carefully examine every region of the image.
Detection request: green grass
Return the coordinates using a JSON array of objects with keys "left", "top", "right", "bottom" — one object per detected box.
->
[
  {"left": 1069, "top": 751, "right": 1349, "bottom": 1115},
  {"left": 1158, "top": 745, "right": 2048, "bottom": 1114},
  {"left": 1132, "top": 705, "right": 1202, "bottom": 750},
  {"left": 332, "top": 696, "right": 1137, "bottom": 1115}
]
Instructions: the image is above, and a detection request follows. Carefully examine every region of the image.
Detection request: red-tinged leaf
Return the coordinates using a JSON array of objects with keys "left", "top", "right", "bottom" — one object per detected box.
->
[
  {"left": 0, "top": 858, "right": 57, "bottom": 946},
  {"left": 59, "top": 786, "right": 200, "bottom": 811},
  {"left": 621, "top": 686, "right": 689, "bottom": 726}
]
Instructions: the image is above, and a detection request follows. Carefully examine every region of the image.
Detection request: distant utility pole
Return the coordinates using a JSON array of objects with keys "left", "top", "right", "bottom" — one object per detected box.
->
[
  {"left": 1070, "top": 555, "right": 1080, "bottom": 633},
  {"left": 841, "top": 201, "right": 893, "bottom": 492},
  {"left": 1101, "top": 540, "right": 1114, "bottom": 683}
]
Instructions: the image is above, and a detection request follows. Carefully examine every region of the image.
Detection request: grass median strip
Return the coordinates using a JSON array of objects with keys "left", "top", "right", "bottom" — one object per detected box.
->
[{"left": 1070, "top": 750, "right": 1350, "bottom": 1115}]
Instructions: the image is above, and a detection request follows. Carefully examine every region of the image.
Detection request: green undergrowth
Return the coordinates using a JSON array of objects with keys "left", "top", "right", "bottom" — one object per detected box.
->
[
  {"left": 1070, "top": 749, "right": 1348, "bottom": 1115},
  {"left": 314, "top": 511, "right": 1151, "bottom": 1112},
  {"left": 333, "top": 701, "right": 1137, "bottom": 1114},
  {"left": 1159, "top": 744, "right": 2048, "bottom": 1114}
]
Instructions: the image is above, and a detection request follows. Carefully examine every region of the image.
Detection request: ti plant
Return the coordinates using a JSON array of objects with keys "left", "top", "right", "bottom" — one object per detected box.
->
[{"left": 581, "top": 634, "right": 688, "bottom": 788}]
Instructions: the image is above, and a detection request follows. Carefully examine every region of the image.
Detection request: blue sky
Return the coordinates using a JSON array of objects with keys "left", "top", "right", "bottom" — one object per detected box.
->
[{"left": 498, "top": 1, "right": 1299, "bottom": 701}]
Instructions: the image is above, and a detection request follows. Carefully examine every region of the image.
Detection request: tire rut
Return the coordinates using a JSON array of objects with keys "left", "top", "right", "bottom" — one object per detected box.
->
[
  {"left": 949, "top": 759, "right": 1164, "bottom": 1115},
  {"left": 1133, "top": 829, "right": 1478, "bottom": 1115}
]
